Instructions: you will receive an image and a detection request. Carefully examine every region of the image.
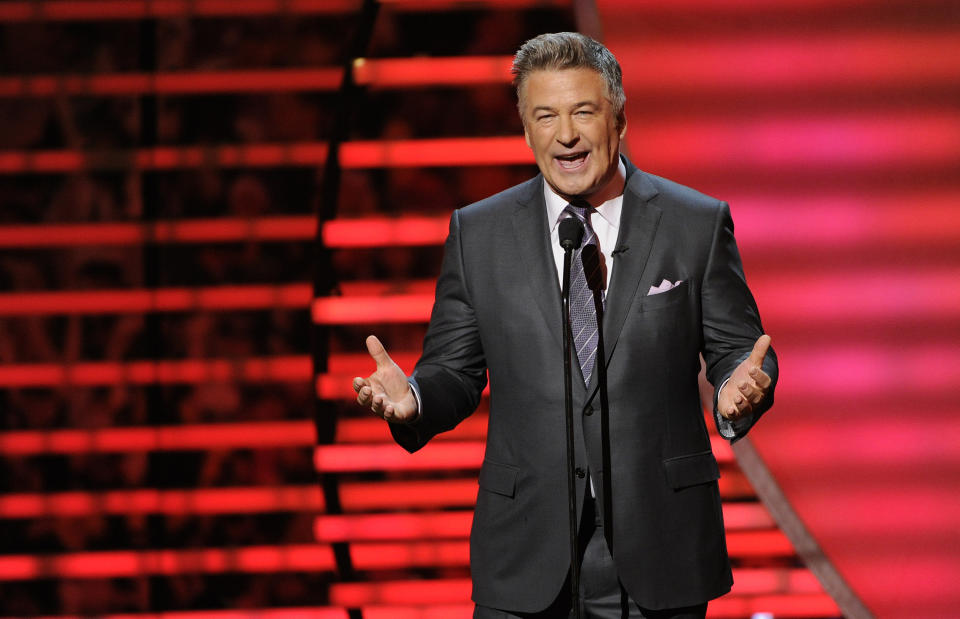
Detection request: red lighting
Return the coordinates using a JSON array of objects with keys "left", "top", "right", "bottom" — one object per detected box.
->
[
  {"left": 0, "top": 284, "right": 311, "bottom": 315},
  {"left": 0, "top": 0, "right": 564, "bottom": 22},
  {"left": 0, "top": 545, "right": 336, "bottom": 580},
  {"left": 312, "top": 294, "right": 434, "bottom": 324},
  {"left": 0, "top": 57, "right": 512, "bottom": 98},
  {"left": 0, "top": 356, "right": 311, "bottom": 387},
  {"left": 315, "top": 512, "right": 473, "bottom": 542},
  {"left": 0, "top": 486, "right": 323, "bottom": 518},
  {"left": 0, "top": 421, "right": 314, "bottom": 455},
  {"left": 0, "top": 216, "right": 451, "bottom": 249},
  {"left": 314, "top": 441, "right": 486, "bottom": 472},
  {"left": 354, "top": 56, "right": 512, "bottom": 87},
  {"left": 0, "top": 138, "right": 533, "bottom": 174},
  {"left": 323, "top": 216, "right": 449, "bottom": 248},
  {"left": 339, "top": 480, "right": 479, "bottom": 510}
]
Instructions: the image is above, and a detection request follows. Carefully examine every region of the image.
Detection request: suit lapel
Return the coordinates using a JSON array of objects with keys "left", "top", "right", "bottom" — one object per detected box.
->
[
  {"left": 586, "top": 163, "right": 662, "bottom": 396},
  {"left": 511, "top": 177, "right": 569, "bottom": 358}
]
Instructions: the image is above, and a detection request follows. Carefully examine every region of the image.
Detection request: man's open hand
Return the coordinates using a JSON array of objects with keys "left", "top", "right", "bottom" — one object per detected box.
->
[
  {"left": 718, "top": 334, "right": 772, "bottom": 420},
  {"left": 352, "top": 335, "right": 419, "bottom": 424}
]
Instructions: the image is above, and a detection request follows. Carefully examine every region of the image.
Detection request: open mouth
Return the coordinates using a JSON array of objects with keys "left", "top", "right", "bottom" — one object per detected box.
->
[{"left": 555, "top": 151, "right": 588, "bottom": 170}]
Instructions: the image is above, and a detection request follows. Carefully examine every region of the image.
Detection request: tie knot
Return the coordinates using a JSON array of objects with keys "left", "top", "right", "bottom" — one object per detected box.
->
[{"left": 563, "top": 201, "right": 592, "bottom": 224}]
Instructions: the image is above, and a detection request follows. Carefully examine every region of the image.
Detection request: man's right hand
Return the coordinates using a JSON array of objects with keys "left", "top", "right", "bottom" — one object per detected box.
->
[{"left": 353, "top": 335, "right": 420, "bottom": 424}]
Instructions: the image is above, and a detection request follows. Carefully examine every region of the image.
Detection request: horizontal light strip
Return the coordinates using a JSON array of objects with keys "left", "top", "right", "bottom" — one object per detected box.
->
[
  {"left": 0, "top": 486, "right": 323, "bottom": 518},
  {"left": 631, "top": 110, "right": 960, "bottom": 170},
  {"left": 336, "top": 413, "right": 489, "bottom": 443},
  {"left": 314, "top": 438, "right": 734, "bottom": 472},
  {"left": 0, "top": 479, "right": 483, "bottom": 517},
  {"left": 314, "top": 504, "right": 772, "bottom": 542},
  {"left": 0, "top": 0, "right": 566, "bottom": 21},
  {"left": 0, "top": 57, "right": 512, "bottom": 98},
  {"left": 4, "top": 190, "right": 959, "bottom": 250},
  {"left": 0, "top": 544, "right": 336, "bottom": 580},
  {"left": 0, "top": 137, "right": 532, "bottom": 174},
  {"left": 617, "top": 32, "right": 960, "bottom": 92},
  {"left": 3, "top": 610, "right": 348, "bottom": 619},
  {"left": 329, "top": 568, "right": 819, "bottom": 606},
  {"left": 353, "top": 56, "right": 512, "bottom": 88},
  {"left": 730, "top": 191, "right": 960, "bottom": 249},
  {"left": 0, "top": 216, "right": 313, "bottom": 248},
  {"left": 0, "top": 413, "right": 485, "bottom": 456},
  {"left": 0, "top": 284, "right": 311, "bottom": 316},
  {"left": 0, "top": 533, "right": 790, "bottom": 580},
  {"left": 0, "top": 68, "right": 339, "bottom": 97},
  {"left": 0, "top": 215, "right": 450, "bottom": 249},
  {"left": 339, "top": 480, "right": 479, "bottom": 510},
  {"left": 313, "top": 294, "right": 434, "bottom": 324},
  {"left": 0, "top": 420, "right": 314, "bottom": 455},
  {"left": 0, "top": 356, "right": 310, "bottom": 387}
]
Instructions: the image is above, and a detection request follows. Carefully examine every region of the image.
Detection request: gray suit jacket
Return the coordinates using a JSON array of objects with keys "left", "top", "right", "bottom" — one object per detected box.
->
[{"left": 391, "top": 158, "right": 777, "bottom": 612}]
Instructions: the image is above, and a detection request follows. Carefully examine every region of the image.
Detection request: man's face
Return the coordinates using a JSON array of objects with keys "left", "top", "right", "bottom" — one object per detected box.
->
[{"left": 520, "top": 68, "right": 626, "bottom": 203}]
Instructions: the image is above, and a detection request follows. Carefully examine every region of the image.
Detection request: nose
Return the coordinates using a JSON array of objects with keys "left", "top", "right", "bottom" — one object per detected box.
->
[{"left": 556, "top": 115, "right": 579, "bottom": 147}]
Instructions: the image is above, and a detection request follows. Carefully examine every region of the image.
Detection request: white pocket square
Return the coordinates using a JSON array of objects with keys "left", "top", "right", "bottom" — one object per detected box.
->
[{"left": 647, "top": 278, "right": 683, "bottom": 296}]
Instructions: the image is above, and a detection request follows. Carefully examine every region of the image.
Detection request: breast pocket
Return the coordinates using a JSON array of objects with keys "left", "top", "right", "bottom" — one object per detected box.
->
[{"left": 638, "top": 280, "right": 690, "bottom": 312}]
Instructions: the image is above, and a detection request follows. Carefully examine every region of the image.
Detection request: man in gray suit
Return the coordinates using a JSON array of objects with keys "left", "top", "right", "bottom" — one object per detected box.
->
[{"left": 354, "top": 32, "right": 776, "bottom": 619}]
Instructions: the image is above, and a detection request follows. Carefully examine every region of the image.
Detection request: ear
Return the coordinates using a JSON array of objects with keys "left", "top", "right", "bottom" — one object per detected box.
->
[
  {"left": 524, "top": 122, "right": 532, "bottom": 149},
  {"left": 618, "top": 114, "right": 628, "bottom": 139}
]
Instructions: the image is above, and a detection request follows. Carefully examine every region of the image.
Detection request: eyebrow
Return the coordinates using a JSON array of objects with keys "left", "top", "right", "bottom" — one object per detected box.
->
[{"left": 531, "top": 101, "right": 599, "bottom": 114}]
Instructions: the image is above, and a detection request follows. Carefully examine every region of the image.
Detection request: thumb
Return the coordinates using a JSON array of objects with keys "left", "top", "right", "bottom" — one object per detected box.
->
[
  {"left": 365, "top": 335, "right": 394, "bottom": 369},
  {"left": 747, "top": 334, "right": 772, "bottom": 367}
]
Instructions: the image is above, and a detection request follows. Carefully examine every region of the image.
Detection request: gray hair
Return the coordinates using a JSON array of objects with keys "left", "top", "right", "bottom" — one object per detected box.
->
[{"left": 511, "top": 32, "right": 625, "bottom": 124}]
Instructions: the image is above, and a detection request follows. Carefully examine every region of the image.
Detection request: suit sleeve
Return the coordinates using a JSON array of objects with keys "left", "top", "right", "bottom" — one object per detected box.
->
[
  {"left": 701, "top": 202, "right": 778, "bottom": 442},
  {"left": 390, "top": 209, "right": 488, "bottom": 452}
]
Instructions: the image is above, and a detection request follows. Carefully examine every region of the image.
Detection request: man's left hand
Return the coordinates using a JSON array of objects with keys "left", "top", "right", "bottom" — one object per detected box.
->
[{"left": 718, "top": 334, "right": 772, "bottom": 420}]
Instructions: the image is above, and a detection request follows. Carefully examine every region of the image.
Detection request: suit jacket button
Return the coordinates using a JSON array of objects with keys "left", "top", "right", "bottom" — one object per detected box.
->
[
  {"left": 575, "top": 467, "right": 586, "bottom": 479},
  {"left": 584, "top": 406, "right": 593, "bottom": 416}
]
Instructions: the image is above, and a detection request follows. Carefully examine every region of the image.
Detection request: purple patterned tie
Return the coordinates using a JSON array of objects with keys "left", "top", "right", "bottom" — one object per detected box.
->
[{"left": 563, "top": 202, "right": 605, "bottom": 386}]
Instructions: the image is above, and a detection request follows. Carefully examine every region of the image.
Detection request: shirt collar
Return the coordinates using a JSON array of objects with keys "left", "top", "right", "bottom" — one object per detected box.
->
[{"left": 545, "top": 158, "right": 626, "bottom": 232}]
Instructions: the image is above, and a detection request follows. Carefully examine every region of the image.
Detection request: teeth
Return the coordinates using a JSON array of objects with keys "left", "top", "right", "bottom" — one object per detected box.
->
[{"left": 556, "top": 153, "right": 587, "bottom": 170}]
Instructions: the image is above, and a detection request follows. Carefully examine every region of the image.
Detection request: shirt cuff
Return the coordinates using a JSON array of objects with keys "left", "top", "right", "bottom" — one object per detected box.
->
[
  {"left": 715, "top": 377, "right": 752, "bottom": 439},
  {"left": 407, "top": 377, "right": 423, "bottom": 424}
]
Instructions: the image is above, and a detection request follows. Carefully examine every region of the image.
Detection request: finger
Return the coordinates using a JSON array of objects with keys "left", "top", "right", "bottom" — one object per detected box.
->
[
  {"left": 747, "top": 334, "right": 772, "bottom": 367},
  {"left": 733, "top": 392, "right": 753, "bottom": 415},
  {"left": 352, "top": 376, "right": 365, "bottom": 393},
  {"left": 748, "top": 366, "right": 772, "bottom": 389},
  {"left": 355, "top": 385, "right": 372, "bottom": 406},
  {"left": 370, "top": 393, "right": 386, "bottom": 416},
  {"left": 365, "top": 335, "right": 394, "bottom": 370},
  {"left": 739, "top": 381, "right": 765, "bottom": 405}
]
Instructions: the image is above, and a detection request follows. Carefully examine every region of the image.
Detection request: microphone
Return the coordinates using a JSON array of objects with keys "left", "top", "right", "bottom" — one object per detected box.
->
[{"left": 559, "top": 217, "right": 584, "bottom": 251}]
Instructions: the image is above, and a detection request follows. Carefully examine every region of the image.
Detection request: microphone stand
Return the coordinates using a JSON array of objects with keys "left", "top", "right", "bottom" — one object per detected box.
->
[{"left": 559, "top": 219, "right": 584, "bottom": 619}]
